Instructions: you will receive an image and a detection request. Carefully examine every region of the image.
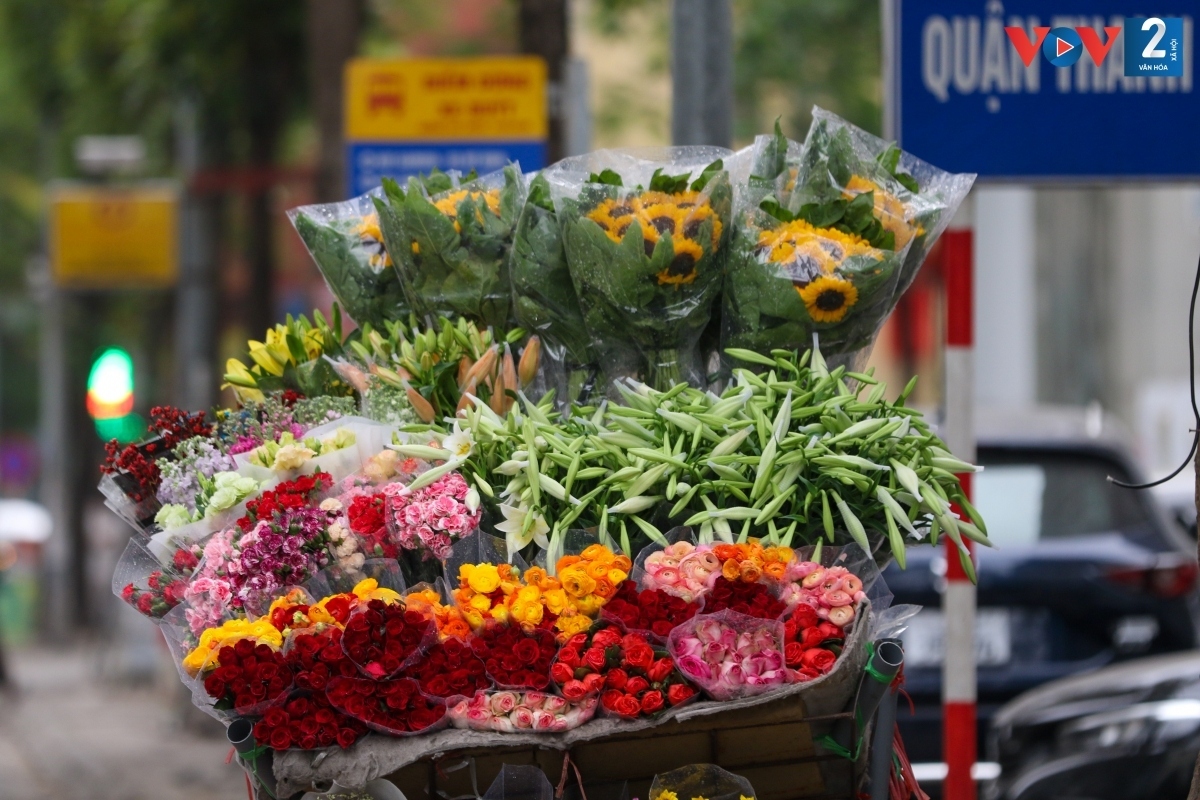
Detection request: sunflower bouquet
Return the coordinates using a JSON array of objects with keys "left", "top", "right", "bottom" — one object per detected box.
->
[
  {"left": 723, "top": 109, "right": 971, "bottom": 362},
  {"left": 287, "top": 190, "right": 410, "bottom": 329},
  {"left": 803, "top": 107, "right": 975, "bottom": 296},
  {"left": 374, "top": 166, "right": 523, "bottom": 331},
  {"left": 547, "top": 147, "right": 733, "bottom": 390},
  {"left": 509, "top": 173, "right": 598, "bottom": 404}
]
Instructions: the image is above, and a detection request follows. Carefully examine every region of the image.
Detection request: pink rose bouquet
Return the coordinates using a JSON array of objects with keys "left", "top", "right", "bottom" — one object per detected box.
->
[
  {"left": 641, "top": 541, "right": 720, "bottom": 603},
  {"left": 668, "top": 610, "right": 792, "bottom": 701},
  {"left": 776, "top": 564, "right": 866, "bottom": 628},
  {"left": 446, "top": 690, "right": 597, "bottom": 733}
]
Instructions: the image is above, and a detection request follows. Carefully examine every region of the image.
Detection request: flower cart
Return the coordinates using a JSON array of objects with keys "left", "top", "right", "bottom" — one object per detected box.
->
[{"left": 104, "top": 107, "right": 975, "bottom": 800}]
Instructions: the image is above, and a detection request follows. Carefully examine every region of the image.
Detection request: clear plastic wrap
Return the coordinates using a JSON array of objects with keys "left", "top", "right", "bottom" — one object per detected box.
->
[
  {"left": 667, "top": 609, "right": 790, "bottom": 701},
  {"left": 544, "top": 147, "right": 733, "bottom": 390},
  {"left": 300, "top": 558, "right": 406, "bottom": 609},
  {"left": 805, "top": 107, "right": 976, "bottom": 297},
  {"left": 648, "top": 764, "right": 756, "bottom": 800},
  {"left": 509, "top": 172, "right": 599, "bottom": 405},
  {"left": 446, "top": 689, "right": 597, "bottom": 733},
  {"left": 99, "top": 472, "right": 161, "bottom": 532},
  {"left": 723, "top": 109, "right": 973, "bottom": 365},
  {"left": 112, "top": 538, "right": 189, "bottom": 621},
  {"left": 482, "top": 764, "right": 556, "bottom": 800},
  {"left": 326, "top": 675, "right": 448, "bottom": 737},
  {"left": 376, "top": 165, "right": 524, "bottom": 330},
  {"left": 145, "top": 514, "right": 226, "bottom": 568},
  {"left": 287, "top": 189, "right": 411, "bottom": 329}
]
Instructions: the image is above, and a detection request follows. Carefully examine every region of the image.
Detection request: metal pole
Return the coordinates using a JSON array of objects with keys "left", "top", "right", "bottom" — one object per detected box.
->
[
  {"left": 942, "top": 197, "right": 976, "bottom": 800},
  {"left": 671, "top": 0, "right": 733, "bottom": 148},
  {"left": 33, "top": 259, "right": 71, "bottom": 641},
  {"left": 518, "top": 0, "right": 569, "bottom": 163},
  {"left": 174, "top": 100, "right": 214, "bottom": 411},
  {"left": 869, "top": 642, "right": 904, "bottom": 800}
]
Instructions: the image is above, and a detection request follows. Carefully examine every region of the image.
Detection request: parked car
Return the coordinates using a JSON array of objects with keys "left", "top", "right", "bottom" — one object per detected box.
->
[
  {"left": 985, "top": 650, "right": 1200, "bottom": 799},
  {"left": 885, "top": 405, "right": 1200, "bottom": 784}
]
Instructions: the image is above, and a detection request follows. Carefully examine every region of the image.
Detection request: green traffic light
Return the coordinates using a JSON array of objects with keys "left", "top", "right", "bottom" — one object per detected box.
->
[{"left": 87, "top": 347, "right": 142, "bottom": 443}]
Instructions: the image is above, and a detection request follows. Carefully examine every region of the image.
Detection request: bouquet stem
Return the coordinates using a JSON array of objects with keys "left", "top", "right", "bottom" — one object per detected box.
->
[{"left": 645, "top": 349, "right": 685, "bottom": 392}]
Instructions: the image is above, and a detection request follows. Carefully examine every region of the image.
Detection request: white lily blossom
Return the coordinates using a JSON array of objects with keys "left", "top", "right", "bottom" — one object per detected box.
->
[
  {"left": 442, "top": 420, "right": 475, "bottom": 460},
  {"left": 495, "top": 501, "right": 550, "bottom": 558}
]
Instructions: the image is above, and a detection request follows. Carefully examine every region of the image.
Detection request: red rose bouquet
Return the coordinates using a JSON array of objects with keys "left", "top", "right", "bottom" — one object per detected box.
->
[
  {"left": 469, "top": 623, "right": 558, "bottom": 690},
  {"left": 554, "top": 626, "right": 696, "bottom": 719},
  {"left": 252, "top": 693, "right": 368, "bottom": 751},
  {"left": 403, "top": 636, "right": 491, "bottom": 699},
  {"left": 286, "top": 627, "right": 361, "bottom": 692},
  {"left": 703, "top": 577, "right": 788, "bottom": 620},
  {"left": 327, "top": 676, "right": 447, "bottom": 736},
  {"left": 782, "top": 604, "right": 845, "bottom": 681},
  {"left": 600, "top": 581, "right": 702, "bottom": 643},
  {"left": 342, "top": 599, "right": 435, "bottom": 678},
  {"left": 202, "top": 638, "right": 292, "bottom": 714}
]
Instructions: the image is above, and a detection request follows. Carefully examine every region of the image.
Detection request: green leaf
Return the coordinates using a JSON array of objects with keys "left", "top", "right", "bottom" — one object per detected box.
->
[
  {"left": 796, "top": 199, "right": 846, "bottom": 229},
  {"left": 690, "top": 159, "right": 724, "bottom": 192},
  {"left": 526, "top": 173, "right": 554, "bottom": 212},
  {"left": 894, "top": 171, "right": 920, "bottom": 193},
  {"left": 759, "top": 196, "right": 795, "bottom": 223},
  {"left": 648, "top": 167, "right": 691, "bottom": 194},
  {"left": 588, "top": 169, "right": 624, "bottom": 187}
]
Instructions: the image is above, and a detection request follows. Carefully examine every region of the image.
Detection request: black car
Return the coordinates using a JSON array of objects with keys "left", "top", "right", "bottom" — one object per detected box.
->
[
  {"left": 884, "top": 406, "right": 1200, "bottom": 785},
  {"left": 986, "top": 650, "right": 1200, "bottom": 799}
]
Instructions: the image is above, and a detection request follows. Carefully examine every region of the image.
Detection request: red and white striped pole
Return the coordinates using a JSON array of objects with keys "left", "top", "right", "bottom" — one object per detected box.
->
[{"left": 942, "top": 200, "right": 976, "bottom": 800}]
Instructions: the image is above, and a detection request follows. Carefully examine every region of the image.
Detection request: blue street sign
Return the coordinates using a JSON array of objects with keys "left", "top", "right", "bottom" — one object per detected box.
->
[
  {"left": 887, "top": 1, "right": 1198, "bottom": 180},
  {"left": 346, "top": 141, "right": 547, "bottom": 197}
]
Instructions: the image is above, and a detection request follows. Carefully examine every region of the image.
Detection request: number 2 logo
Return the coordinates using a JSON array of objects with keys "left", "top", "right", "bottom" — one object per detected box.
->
[{"left": 1141, "top": 17, "right": 1167, "bottom": 59}]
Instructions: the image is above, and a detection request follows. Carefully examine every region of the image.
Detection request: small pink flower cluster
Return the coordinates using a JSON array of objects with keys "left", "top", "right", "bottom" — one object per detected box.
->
[
  {"left": 777, "top": 564, "right": 866, "bottom": 628},
  {"left": 184, "top": 528, "right": 238, "bottom": 634},
  {"left": 642, "top": 541, "right": 721, "bottom": 603},
  {"left": 447, "top": 690, "right": 597, "bottom": 733},
  {"left": 386, "top": 473, "right": 480, "bottom": 560},
  {"left": 669, "top": 613, "right": 791, "bottom": 701}
]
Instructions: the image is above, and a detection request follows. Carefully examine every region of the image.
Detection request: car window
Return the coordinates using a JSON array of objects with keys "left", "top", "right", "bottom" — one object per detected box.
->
[{"left": 974, "top": 450, "right": 1151, "bottom": 546}]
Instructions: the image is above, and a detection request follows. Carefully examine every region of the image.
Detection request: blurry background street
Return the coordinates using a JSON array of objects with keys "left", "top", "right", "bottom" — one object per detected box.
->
[{"left": 0, "top": 636, "right": 244, "bottom": 800}]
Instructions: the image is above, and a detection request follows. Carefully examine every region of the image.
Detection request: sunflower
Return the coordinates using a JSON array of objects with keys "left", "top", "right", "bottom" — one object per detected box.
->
[
  {"left": 776, "top": 239, "right": 836, "bottom": 285},
  {"left": 354, "top": 214, "right": 392, "bottom": 269},
  {"left": 842, "top": 175, "right": 920, "bottom": 249},
  {"left": 679, "top": 204, "right": 723, "bottom": 250},
  {"left": 433, "top": 189, "right": 502, "bottom": 233},
  {"left": 656, "top": 238, "right": 704, "bottom": 286},
  {"left": 798, "top": 274, "right": 859, "bottom": 323},
  {"left": 640, "top": 203, "right": 685, "bottom": 237},
  {"left": 758, "top": 219, "right": 878, "bottom": 269},
  {"left": 587, "top": 198, "right": 640, "bottom": 243}
]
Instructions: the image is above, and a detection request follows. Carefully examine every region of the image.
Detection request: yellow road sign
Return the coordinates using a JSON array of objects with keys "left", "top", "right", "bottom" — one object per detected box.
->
[
  {"left": 344, "top": 57, "right": 547, "bottom": 142},
  {"left": 50, "top": 184, "right": 178, "bottom": 288}
]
